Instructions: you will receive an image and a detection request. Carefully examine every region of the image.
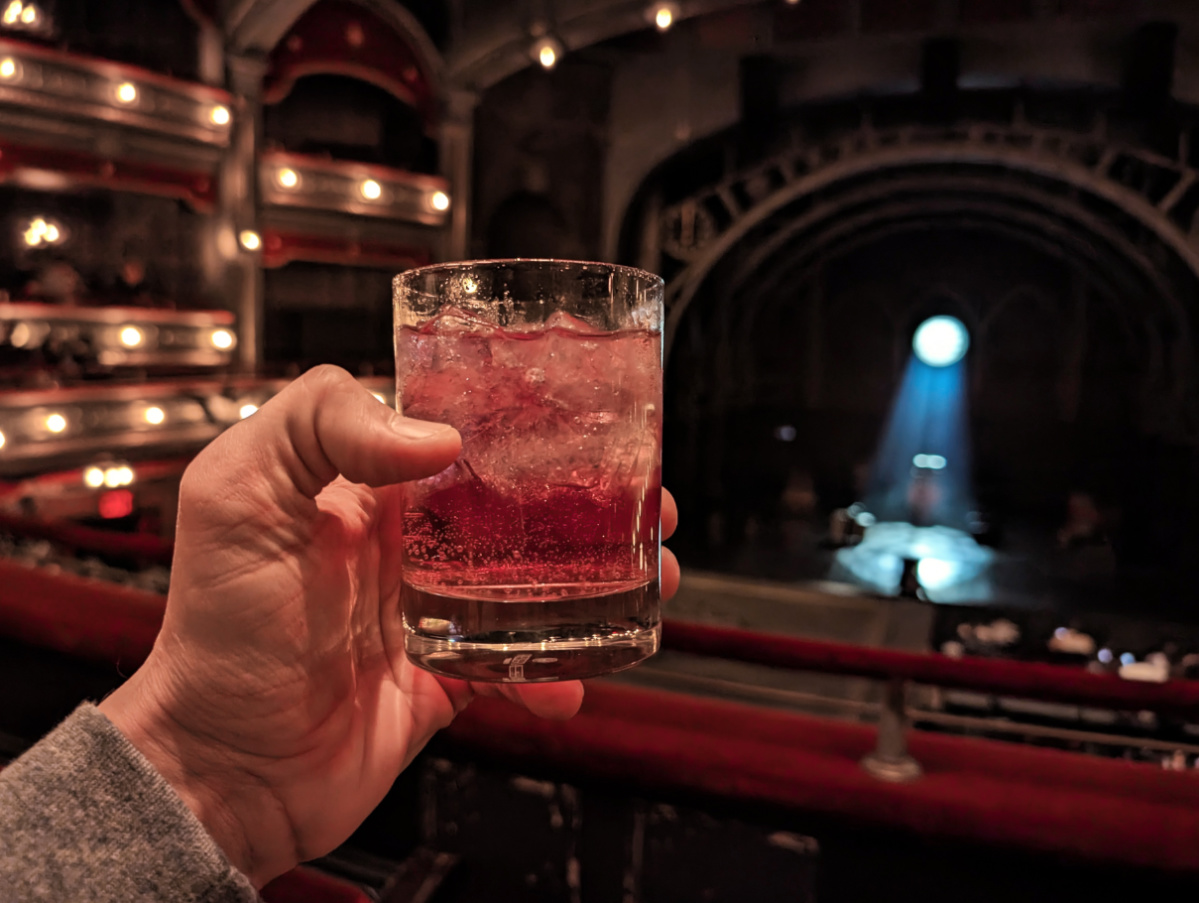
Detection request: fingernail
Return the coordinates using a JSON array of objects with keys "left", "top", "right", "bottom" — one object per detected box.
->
[{"left": 390, "top": 415, "right": 454, "bottom": 440}]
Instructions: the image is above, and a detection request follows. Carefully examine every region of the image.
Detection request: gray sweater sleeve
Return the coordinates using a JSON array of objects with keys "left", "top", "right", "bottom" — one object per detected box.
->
[{"left": 0, "top": 703, "right": 259, "bottom": 902}]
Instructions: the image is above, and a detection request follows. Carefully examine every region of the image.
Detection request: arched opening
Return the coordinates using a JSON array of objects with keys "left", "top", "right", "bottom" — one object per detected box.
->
[{"left": 627, "top": 92, "right": 1199, "bottom": 614}]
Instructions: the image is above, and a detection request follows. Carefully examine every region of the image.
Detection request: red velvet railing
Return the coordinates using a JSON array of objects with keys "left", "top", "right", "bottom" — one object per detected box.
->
[
  {"left": 5, "top": 566, "right": 1199, "bottom": 871},
  {"left": 662, "top": 620, "right": 1199, "bottom": 716}
]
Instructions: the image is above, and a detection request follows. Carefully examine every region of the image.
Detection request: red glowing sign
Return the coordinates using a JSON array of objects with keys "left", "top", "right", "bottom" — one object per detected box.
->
[{"left": 98, "top": 489, "right": 134, "bottom": 519}]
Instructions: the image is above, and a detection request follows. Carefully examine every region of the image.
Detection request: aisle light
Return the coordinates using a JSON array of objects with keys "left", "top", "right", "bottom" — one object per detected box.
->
[
  {"left": 277, "top": 167, "right": 299, "bottom": 189},
  {"left": 209, "top": 104, "right": 230, "bottom": 126},
  {"left": 119, "top": 325, "right": 144, "bottom": 348},
  {"left": 429, "top": 190, "right": 451, "bottom": 212},
  {"left": 44, "top": 413, "right": 66, "bottom": 433},
  {"left": 210, "top": 328, "right": 236, "bottom": 350},
  {"left": 359, "top": 178, "right": 382, "bottom": 200},
  {"left": 239, "top": 229, "right": 261, "bottom": 251},
  {"left": 143, "top": 405, "right": 165, "bottom": 425},
  {"left": 115, "top": 82, "right": 138, "bottom": 104}
]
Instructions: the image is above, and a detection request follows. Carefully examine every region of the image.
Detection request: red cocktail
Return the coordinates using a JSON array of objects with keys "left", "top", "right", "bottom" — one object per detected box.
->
[{"left": 394, "top": 261, "right": 663, "bottom": 682}]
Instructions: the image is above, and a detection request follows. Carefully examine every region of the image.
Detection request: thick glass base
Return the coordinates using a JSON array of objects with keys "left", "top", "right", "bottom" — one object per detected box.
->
[{"left": 402, "top": 580, "right": 660, "bottom": 682}]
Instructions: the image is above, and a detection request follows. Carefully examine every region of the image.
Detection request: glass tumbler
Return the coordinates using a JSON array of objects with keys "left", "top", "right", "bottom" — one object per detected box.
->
[{"left": 394, "top": 259, "right": 663, "bottom": 682}]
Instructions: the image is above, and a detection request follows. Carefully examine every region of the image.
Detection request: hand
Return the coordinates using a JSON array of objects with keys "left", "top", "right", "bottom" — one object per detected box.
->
[{"left": 99, "top": 366, "right": 680, "bottom": 887}]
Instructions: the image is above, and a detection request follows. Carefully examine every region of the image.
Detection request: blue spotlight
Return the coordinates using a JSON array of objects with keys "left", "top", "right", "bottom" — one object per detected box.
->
[{"left": 913, "top": 316, "right": 969, "bottom": 367}]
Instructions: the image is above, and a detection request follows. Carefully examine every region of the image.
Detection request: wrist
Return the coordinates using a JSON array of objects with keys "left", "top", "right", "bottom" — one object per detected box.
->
[{"left": 98, "top": 660, "right": 291, "bottom": 887}]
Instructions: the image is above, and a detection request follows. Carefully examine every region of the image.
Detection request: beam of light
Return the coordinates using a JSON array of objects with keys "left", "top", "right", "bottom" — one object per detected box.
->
[
  {"left": 913, "top": 315, "right": 969, "bottom": 367},
  {"left": 863, "top": 354, "right": 974, "bottom": 530}
]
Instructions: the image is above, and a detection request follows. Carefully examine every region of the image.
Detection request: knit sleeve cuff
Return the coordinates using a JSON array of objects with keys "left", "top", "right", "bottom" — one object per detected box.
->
[{"left": 0, "top": 703, "right": 259, "bottom": 902}]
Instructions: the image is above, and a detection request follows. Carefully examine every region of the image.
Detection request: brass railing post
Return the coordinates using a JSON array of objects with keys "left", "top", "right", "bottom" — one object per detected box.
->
[{"left": 862, "top": 678, "right": 922, "bottom": 782}]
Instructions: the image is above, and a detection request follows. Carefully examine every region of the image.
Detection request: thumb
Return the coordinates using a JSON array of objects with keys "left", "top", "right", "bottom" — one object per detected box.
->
[{"left": 195, "top": 365, "right": 461, "bottom": 499}]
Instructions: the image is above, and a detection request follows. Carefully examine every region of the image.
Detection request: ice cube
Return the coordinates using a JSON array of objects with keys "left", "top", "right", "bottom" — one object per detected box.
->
[
  {"left": 544, "top": 310, "right": 605, "bottom": 336},
  {"left": 421, "top": 305, "right": 494, "bottom": 335}
]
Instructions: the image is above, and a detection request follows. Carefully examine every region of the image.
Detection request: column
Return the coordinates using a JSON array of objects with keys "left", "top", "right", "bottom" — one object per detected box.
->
[{"left": 222, "top": 52, "right": 267, "bottom": 372}]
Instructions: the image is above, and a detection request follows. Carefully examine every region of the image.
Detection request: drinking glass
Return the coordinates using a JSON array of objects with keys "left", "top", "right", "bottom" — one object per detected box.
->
[{"left": 393, "top": 259, "right": 664, "bottom": 682}]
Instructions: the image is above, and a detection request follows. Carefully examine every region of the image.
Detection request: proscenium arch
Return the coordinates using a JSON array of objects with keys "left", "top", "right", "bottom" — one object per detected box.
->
[{"left": 661, "top": 141, "right": 1199, "bottom": 363}]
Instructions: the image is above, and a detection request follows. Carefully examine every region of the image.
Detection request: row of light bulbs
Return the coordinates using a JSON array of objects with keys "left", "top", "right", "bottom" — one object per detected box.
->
[
  {"left": 0, "top": 54, "right": 231, "bottom": 128},
  {"left": 273, "top": 167, "right": 451, "bottom": 212},
  {"left": 531, "top": 0, "right": 801, "bottom": 69}
]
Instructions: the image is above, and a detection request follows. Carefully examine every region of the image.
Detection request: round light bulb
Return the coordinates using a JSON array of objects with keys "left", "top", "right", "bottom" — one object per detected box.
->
[
  {"left": 144, "top": 406, "right": 165, "bottom": 425},
  {"left": 239, "top": 229, "right": 261, "bottom": 251},
  {"left": 119, "top": 325, "right": 144, "bottom": 348},
  {"left": 210, "top": 328, "right": 235, "bottom": 350},
  {"left": 539, "top": 43, "right": 558, "bottom": 69},
  {"left": 239, "top": 403, "right": 258, "bottom": 419},
  {"left": 430, "top": 190, "right": 451, "bottom": 212},
  {"left": 0, "top": 58, "right": 17, "bottom": 79},
  {"left": 360, "top": 179, "right": 382, "bottom": 200},
  {"left": 84, "top": 467, "right": 104, "bottom": 488},
  {"left": 115, "top": 82, "right": 138, "bottom": 104},
  {"left": 209, "top": 104, "right": 230, "bottom": 126},
  {"left": 277, "top": 168, "right": 299, "bottom": 189},
  {"left": 655, "top": 6, "right": 674, "bottom": 30},
  {"left": 45, "top": 413, "right": 66, "bottom": 433}
]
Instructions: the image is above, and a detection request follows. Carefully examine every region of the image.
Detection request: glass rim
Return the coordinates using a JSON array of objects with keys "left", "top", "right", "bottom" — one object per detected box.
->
[{"left": 393, "top": 258, "right": 664, "bottom": 291}]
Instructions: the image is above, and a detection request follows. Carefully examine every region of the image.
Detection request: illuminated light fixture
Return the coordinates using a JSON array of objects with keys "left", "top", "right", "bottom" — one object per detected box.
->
[
  {"left": 651, "top": 3, "right": 679, "bottom": 31},
  {"left": 115, "top": 82, "right": 138, "bottom": 104},
  {"left": 118, "top": 325, "right": 144, "bottom": 348},
  {"left": 429, "top": 190, "right": 451, "bottom": 212},
  {"left": 44, "top": 412, "right": 66, "bottom": 433},
  {"left": 101, "top": 465, "right": 135, "bottom": 488},
  {"left": 210, "top": 328, "right": 236, "bottom": 350},
  {"left": 530, "top": 36, "right": 563, "bottom": 70},
  {"left": 784, "top": 0, "right": 800, "bottom": 5},
  {"left": 0, "top": 430, "right": 6, "bottom": 450},
  {"left": 83, "top": 466, "right": 104, "bottom": 488},
  {"left": 144, "top": 405, "right": 165, "bottom": 425},
  {"left": 239, "top": 403, "right": 258, "bottom": 419},
  {"left": 359, "top": 178, "right": 383, "bottom": 200},
  {"left": 0, "top": 57, "right": 17, "bottom": 79},
  {"left": 239, "top": 229, "right": 261, "bottom": 251},
  {"left": 209, "top": 104, "right": 230, "bottom": 126},
  {"left": 18, "top": 2, "right": 34, "bottom": 24},
  {"left": 1, "top": 1, "right": 19, "bottom": 25},
  {"left": 277, "top": 167, "right": 300, "bottom": 189},
  {"left": 22, "top": 217, "right": 63, "bottom": 247},
  {"left": 912, "top": 315, "right": 969, "bottom": 367},
  {"left": 9, "top": 322, "right": 32, "bottom": 348},
  {"left": 99, "top": 489, "right": 134, "bottom": 519}
]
